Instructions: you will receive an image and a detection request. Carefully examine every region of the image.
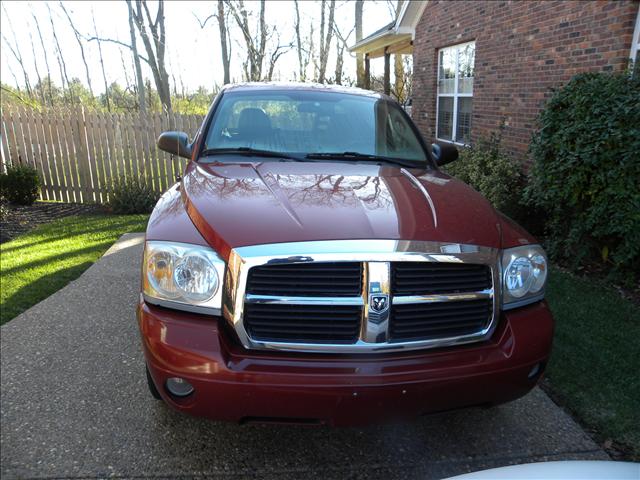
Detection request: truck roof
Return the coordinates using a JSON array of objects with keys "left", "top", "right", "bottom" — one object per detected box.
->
[{"left": 220, "top": 82, "right": 386, "bottom": 99}]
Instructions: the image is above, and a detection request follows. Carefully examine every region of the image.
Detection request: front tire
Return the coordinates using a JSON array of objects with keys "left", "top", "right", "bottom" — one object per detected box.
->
[{"left": 146, "top": 365, "right": 162, "bottom": 400}]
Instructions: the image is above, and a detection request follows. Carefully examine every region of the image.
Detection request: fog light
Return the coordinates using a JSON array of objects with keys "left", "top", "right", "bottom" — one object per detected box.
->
[{"left": 166, "top": 377, "right": 194, "bottom": 397}]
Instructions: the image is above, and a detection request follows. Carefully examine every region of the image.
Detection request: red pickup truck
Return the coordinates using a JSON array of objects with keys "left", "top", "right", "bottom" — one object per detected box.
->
[{"left": 138, "top": 83, "right": 553, "bottom": 426}]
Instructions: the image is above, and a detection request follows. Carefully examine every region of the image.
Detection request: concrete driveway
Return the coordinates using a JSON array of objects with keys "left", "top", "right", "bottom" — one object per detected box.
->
[{"left": 1, "top": 234, "right": 608, "bottom": 479}]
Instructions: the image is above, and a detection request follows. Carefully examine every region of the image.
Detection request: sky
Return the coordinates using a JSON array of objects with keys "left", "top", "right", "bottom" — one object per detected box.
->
[{"left": 0, "top": 0, "right": 397, "bottom": 94}]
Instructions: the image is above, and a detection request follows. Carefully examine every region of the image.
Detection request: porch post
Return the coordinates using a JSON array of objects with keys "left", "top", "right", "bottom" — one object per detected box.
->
[
  {"left": 383, "top": 48, "right": 391, "bottom": 95},
  {"left": 364, "top": 54, "right": 371, "bottom": 90}
]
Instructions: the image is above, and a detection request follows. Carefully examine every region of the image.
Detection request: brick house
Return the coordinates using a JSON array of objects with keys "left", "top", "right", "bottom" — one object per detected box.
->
[{"left": 351, "top": 0, "right": 640, "bottom": 163}]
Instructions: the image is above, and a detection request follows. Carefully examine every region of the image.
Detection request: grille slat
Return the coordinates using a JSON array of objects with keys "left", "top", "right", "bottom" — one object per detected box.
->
[
  {"left": 248, "top": 316, "right": 358, "bottom": 323},
  {"left": 251, "top": 270, "right": 362, "bottom": 276},
  {"left": 394, "top": 270, "right": 489, "bottom": 278},
  {"left": 392, "top": 262, "right": 492, "bottom": 295},
  {"left": 392, "top": 321, "right": 485, "bottom": 334},
  {"left": 390, "top": 312, "right": 491, "bottom": 326},
  {"left": 391, "top": 305, "right": 490, "bottom": 318},
  {"left": 244, "top": 303, "right": 358, "bottom": 318},
  {"left": 250, "top": 323, "right": 358, "bottom": 330},
  {"left": 393, "top": 264, "right": 487, "bottom": 271},
  {"left": 394, "top": 278, "right": 489, "bottom": 284},
  {"left": 247, "top": 262, "right": 362, "bottom": 297},
  {"left": 394, "top": 266, "right": 486, "bottom": 273},
  {"left": 392, "top": 301, "right": 490, "bottom": 312},
  {"left": 252, "top": 323, "right": 357, "bottom": 335},
  {"left": 390, "top": 299, "right": 492, "bottom": 341},
  {"left": 394, "top": 284, "right": 490, "bottom": 291},
  {"left": 244, "top": 303, "right": 361, "bottom": 343},
  {"left": 251, "top": 264, "right": 361, "bottom": 271},
  {"left": 247, "top": 316, "right": 359, "bottom": 324}
]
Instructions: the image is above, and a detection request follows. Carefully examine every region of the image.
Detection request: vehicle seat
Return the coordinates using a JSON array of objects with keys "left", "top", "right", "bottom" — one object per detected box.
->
[{"left": 237, "top": 108, "right": 273, "bottom": 145}]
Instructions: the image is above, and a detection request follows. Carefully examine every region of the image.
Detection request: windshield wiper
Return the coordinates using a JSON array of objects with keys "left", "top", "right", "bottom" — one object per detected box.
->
[
  {"left": 305, "top": 151, "right": 424, "bottom": 168},
  {"left": 199, "top": 147, "right": 303, "bottom": 161}
]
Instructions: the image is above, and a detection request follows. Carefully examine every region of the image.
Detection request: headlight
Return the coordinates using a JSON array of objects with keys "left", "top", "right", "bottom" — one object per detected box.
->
[
  {"left": 143, "top": 241, "right": 225, "bottom": 314},
  {"left": 501, "top": 245, "right": 547, "bottom": 310}
]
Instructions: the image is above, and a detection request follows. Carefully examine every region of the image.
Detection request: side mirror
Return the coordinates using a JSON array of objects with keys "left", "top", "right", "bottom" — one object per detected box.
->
[
  {"left": 157, "top": 131, "right": 192, "bottom": 159},
  {"left": 431, "top": 142, "right": 459, "bottom": 167}
]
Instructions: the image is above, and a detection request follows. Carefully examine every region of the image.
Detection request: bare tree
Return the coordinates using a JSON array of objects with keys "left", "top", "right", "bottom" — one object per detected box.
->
[
  {"left": 334, "top": 45, "right": 344, "bottom": 85},
  {"left": 266, "top": 31, "right": 293, "bottom": 81},
  {"left": 32, "top": 11, "right": 54, "bottom": 106},
  {"left": 2, "top": 4, "right": 33, "bottom": 98},
  {"left": 92, "top": 8, "right": 111, "bottom": 111},
  {"left": 59, "top": 2, "right": 94, "bottom": 99},
  {"left": 130, "top": 0, "right": 172, "bottom": 112},
  {"left": 266, "top": 46, "right": 287, "bottom": 81},
  {"left": 317, "top": 0, "right": 336, "bottom": 84},
  {"left": 171, "top": 70, "right": 178, "bottom": 96},
  {"left": 226, "top": 0, "right": 267, "bottom": 81},
  {"left": 179, "top": 71, "right": 186, "bottom": 97},
  {"left": 195, "top": 0, "right": 232, "bottom": 85},
  {"left": 47, "top": 4, "right": 70, "bottom": 95},
  {"left": 307, "top": 22, "right": 315, "bottom": 81},
  {"left": 398, "top": 55, "right": 413, "bottom": 103},
  {"left": 126, "top": 0, "right": 147, "bottom": 113},
  {"left": 120, "top": 47, "right": 133, "bottom": 93},
  {"left": 217, "top": 0, "right": 231, "bottom": 84},
  {"left": 293, "top": 1, "right": 314, "bottom": 82},
  {"left": 332, "top": 22, "right": 354, "bottom": 86},
  {"left": 3, "top": 65, "right": 20, "bottom": 93},
  {"left": 384, "top": 0, "right": 397, "bottom": 19},
  {"left": 392, "top": 0, "right": 405, "bottom": 102},
  {"left": 293, "top": 0, "right": 305, "bottom": 81},
  {"left": 27, "top": 28, "right": 44, "bottom": 104},
  {"left": 84, "top": 2, "right": 150, "bottom": 111},
  {"left": 355, "top": 0, "right": 364, "bottom": 88}
]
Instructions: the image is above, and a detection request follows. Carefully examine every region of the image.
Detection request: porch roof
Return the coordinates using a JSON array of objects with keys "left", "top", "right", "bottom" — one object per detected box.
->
[{"left": 348, "top": 1, "right": 428, "bottom": 58}]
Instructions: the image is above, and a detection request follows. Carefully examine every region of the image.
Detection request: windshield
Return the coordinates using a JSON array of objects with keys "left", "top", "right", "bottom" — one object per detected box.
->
[{"left": 203, "top": 90, "right": 429, "bottom": 164}]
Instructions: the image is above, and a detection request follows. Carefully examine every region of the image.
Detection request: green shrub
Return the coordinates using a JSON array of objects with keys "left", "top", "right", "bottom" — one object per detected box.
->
[
  {"left": 108, "top": 175, "right": 160, "bottom": 214},
  {"left": 526, "top": 71, "right": 640, "bottom": 281},
  {"left": 0, "top": 164, "right": 40, "bottom": 205},
  {"left": 443, "top": 131, "right": 527, "bottom": 222}
]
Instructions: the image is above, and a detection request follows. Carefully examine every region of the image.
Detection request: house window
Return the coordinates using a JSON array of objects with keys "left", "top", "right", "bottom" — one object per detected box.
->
[{"left": 437, "top": 42, "right": 475, "bottom": 144}]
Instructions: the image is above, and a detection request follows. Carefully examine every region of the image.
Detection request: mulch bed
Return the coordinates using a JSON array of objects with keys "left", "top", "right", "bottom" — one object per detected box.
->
[{"left": 0, "top": 202, "right": 106, "bottom": 244}]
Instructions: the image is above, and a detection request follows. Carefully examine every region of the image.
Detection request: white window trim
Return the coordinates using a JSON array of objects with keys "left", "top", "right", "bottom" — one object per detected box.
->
[
  {"left": 631, "top": 5, "right": 640, "bottom": 63},
  {"left": 436, "top": 41, "right": 475, "bottom": 146}
]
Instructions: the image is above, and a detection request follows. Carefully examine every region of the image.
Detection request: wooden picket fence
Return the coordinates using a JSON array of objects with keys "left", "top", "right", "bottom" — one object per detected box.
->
[{"left": 0, "top": 107, "right": 205, "bottom": 203}]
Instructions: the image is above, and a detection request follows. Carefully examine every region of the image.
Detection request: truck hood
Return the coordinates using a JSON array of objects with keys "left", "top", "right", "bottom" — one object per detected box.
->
[{"left": 182, "top": 160, "right": 503, "bottom": 258}]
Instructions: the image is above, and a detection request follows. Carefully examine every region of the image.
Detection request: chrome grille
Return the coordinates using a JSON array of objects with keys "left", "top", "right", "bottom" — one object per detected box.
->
[{"left": 224, "top": 240, "right": 500, "bottom": 353}]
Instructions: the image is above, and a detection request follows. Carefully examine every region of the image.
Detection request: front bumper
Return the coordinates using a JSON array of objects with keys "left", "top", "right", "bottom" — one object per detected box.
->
[{"left": 138, "top": 298, "right": 554, "bottom": 426}]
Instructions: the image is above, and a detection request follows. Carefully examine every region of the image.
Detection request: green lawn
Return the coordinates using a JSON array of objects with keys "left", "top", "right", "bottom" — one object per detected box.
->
[
  {"left": 0, "top": 214, "right": 149, "bottom": 325},
  {"left": 545, "top": 267, "right": 640, "bottom": 459}
]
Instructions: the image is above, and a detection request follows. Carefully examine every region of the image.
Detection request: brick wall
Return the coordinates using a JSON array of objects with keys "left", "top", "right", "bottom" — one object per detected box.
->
[{"left": 411, "top": 0, "right": 638, "bottom": 165}]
